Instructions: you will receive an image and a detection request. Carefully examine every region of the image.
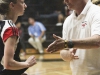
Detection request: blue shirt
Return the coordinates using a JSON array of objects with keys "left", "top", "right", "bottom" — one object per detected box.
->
[{"left": 28, "top": 22, "right": 46, "bottom": 37}]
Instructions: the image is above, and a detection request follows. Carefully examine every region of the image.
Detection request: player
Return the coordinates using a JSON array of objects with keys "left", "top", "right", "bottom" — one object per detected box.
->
[{"left": 0, "top": 0, "right": 36, "bottom": 75}]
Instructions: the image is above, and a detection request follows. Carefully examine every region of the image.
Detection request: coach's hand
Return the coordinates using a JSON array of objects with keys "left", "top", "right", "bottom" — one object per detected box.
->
[
  {"left": 60, "top": 48, "right": 79, "bottom": 61},
  {"left": 25, "top": 56, "right": 36, "bottom": 67},
  {"left": 46, "top": 34, "right": 65, "bottom": 53}
]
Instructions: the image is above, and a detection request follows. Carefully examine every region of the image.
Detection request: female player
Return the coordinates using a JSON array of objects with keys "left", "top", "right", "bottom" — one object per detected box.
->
[{"left": 0, "top": 0, "right": 36, "bottom": 75}]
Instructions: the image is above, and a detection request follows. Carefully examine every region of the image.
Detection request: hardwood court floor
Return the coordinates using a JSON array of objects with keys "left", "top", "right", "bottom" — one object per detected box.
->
[
  {"left": 20, "top": 54, "right": 72, "bottom": 75},
  {"left": 26, "top": 61, "right": 72, "bottom": 75}
]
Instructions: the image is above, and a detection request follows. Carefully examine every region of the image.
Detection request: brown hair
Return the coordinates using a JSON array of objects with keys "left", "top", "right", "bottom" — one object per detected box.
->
[{"left": 0, "top": 0, "right": 17, "bottom": 15}]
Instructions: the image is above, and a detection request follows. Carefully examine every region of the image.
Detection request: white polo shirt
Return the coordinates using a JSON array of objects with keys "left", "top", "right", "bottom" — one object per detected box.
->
[{"left": 63, "top": 0, "right": 100, "bottom": 75}]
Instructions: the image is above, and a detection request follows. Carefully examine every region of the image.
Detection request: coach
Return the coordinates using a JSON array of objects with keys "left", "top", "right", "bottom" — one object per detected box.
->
[{"left": 47, "top": 0, "right": 100, "bottom": 75}]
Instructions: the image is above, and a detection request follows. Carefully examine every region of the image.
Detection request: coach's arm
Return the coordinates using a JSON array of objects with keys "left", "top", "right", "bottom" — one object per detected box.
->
[{"left": 46, "top": 34, "right": 100, "bottom": 53}]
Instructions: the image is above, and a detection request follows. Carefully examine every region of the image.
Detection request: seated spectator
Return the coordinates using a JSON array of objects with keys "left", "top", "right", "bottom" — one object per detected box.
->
[
  {"left": 56, "top": 11, "right": 64, "bottom": 26},
  {"left": 28, "top": 17, "right": 46, "bottom": 54}
]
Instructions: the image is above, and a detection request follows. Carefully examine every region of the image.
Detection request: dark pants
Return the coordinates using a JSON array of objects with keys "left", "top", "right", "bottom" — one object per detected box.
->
[{"left": 0, "top": 42, "right": 28, "bottom": 75}]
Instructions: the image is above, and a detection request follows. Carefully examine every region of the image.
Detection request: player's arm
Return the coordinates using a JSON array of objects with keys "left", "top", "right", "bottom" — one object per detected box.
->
[{"left": 4, "top": 36, "right": 36, "bottom": 70}]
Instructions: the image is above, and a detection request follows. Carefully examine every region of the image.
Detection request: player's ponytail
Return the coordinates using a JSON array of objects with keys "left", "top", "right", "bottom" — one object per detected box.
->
[{"left": 0, "top": 0, "right": 17, "bottom": 15}]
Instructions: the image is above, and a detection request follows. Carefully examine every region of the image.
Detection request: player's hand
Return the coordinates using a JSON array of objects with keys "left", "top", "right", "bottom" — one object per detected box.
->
[
  {"left": 25, "top": 56, "right": 36, "bottom": 67},
  {"left": 46, "top": 34, "right": 65, "bottom": 53}
]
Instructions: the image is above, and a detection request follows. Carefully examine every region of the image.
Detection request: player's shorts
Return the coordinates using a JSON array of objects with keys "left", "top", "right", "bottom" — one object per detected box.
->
[{"left": 0, "top": 68, "right": 27, "bottom": 75}]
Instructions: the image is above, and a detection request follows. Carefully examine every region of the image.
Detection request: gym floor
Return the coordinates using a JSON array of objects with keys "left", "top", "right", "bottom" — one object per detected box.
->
[{"left": 20, "top": 53, "right": 72, "bottom": 75}]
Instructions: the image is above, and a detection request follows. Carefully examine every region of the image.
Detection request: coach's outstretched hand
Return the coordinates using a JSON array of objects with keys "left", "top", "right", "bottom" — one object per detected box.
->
[{"left": 46, "top": 34, "right": 65, "bottom": 53}]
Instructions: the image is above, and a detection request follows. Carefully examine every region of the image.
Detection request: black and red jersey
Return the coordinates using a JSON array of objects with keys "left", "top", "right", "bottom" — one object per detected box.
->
[
  {"left": 0, "top": 20, "right": 19, "bottom": 42},
  {"left": 0, "top": 20, "right": 19, "bottom": 68},
  {"left": 0, "top": 20, "right": 27, "bottom": 75}
]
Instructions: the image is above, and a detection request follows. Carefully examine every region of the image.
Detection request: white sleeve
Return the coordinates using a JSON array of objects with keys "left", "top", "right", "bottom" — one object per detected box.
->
[{"left": 91, "top": 12, "right": 100, "bottom": 36}]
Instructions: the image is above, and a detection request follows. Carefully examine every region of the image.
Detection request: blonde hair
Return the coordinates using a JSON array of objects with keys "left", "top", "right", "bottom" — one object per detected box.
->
[{"left": 0, "top": 0, "right": 17, "bottom": 15}]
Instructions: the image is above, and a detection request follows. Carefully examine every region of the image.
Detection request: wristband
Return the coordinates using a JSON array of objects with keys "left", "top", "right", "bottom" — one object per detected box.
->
[
  {"left": 67, "top": 40, "right": 74, "bottom": 48},
  {"left": 64, "top": 40, "right": 68, "bottom": 48}
]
